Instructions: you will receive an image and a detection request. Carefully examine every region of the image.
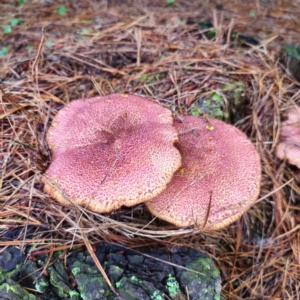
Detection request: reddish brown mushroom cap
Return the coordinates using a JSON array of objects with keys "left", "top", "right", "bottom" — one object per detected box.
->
[
  {"left": 42, "top": 94, "right": 181, "bottom": 213},
  {"left": 145, "top": 116, "right": 261, "bottom": 230},
  {"left": 275, "top": 107, "right": 300, "bottom": 168}
]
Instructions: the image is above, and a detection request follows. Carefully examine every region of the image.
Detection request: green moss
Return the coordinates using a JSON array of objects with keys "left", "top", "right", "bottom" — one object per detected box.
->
[
  {"left": 115, "top": 276, "right": 165, "bottom": 300},
  {"left": 166, "top": 274, "right": 180, "bottom": 298},
  {"left": 69, "top": 290, "right": 80, "bottom": 298},
  {"left": 0, "top": 281, "right": 37, "bottom": 300},
  {"left": 72, "top": 267, "right": 80, "bottom": 276},
  {"left": 151, "top": 290, "right": 164, "bottom": 300},
  {"left": 190, "top": 93, "right": 224, "bottom": 119},
  {"left": 138, "top": 73, "right": 164, "bottom": 85},
  {"left": 37, "top": 260, "right": 43, "bottom": 266},
  {"left": 282, "top": 44, "right": 300, "bottom": 59},
  {"left": 107, "top": 264, "right": 124, "bottom": 281},
  {"left": 48, "top": 264, "right": 73, "bottom": 298},
  {"left": 183, "top": 257, "right": 220, "bottom": 284},
  {"left": 75, "top": 273, "right": 112, "bottom": 299},
  {"left": 200, "top": 258, "right": 212, "bottom": 270},
  {"left": 116, "top": 281, "right": 122, "bottom": 289},
  {"left": 34, "top": 278, "right": 49, "bottom": 292},
  {"left": 222, "top": 82, "right": 245, "bottom": 106},
  {"left": 130, "top": 275, "right": 138, "bottom": 282},
  {"left": 4, "top": 283, "right": 14, "bottom": 292},
  {"left": 212, "top": 267, "right": 220, "bottom": 277}
]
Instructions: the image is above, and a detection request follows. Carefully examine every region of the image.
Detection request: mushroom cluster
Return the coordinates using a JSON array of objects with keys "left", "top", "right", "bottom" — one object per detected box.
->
[{"left": 42, "top": 94, "right": 261, "bottom": 230}]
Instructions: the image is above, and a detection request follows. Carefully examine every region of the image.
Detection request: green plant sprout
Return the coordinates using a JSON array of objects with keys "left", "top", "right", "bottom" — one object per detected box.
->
[
  {"left": 57, "top": 6, "right": 67, "bottom": 15},
  {"left": 282, "top": 44, "right": 300, "bottom": 59},
  {"left": 190, "top": 92, "right": 224, "bottom": 119},
  {"left": 45, "top": 41, "right": 54, "bottom": 47},
  {"left": 222, "top": 82, "right": 245, "bottom": 106},
  {"left": 189, "top": 82, "right": 245, "bottom": 120},
  {"left": 3, "top": 17, "right": 20, "bottom": 34},
  {"left": 0, "top": 46, "right": 10, "bottom": 57}
]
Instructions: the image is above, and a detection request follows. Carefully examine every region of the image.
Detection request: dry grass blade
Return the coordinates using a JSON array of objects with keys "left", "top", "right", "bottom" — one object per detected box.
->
[
  {"left": 80, "top": 223, "right": 119, "bottom": 296},
  {"left": 201, "top": 191, "right": 212, "bottom": 230}
]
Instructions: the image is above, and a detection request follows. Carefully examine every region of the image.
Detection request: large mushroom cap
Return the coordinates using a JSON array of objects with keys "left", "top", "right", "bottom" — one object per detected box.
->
[
  {"left": 42, "top": 94, "right": 181, "bottom": 213},
  {"left": 145, "top": 116, "right": 261, "bottom": 230},
  {"left": 275, "top": 106, "right": 300, "bottom": 168}
]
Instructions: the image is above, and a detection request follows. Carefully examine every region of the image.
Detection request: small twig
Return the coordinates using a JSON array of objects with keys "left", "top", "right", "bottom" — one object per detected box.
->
[
  {"left": 201, "top": 191, "right": 212, "bottom": 230},
  {"left": 81, "top": 227, "right": 119, "bottom": 296},
  {"left": 90, "top": 75, "right": 104, "bottom": 96},
  {"left": 21, "top": 173, "right": 38, "bottom": 253},
  {"left": 170, "top": 72, "right": 183, "bottom": 115},
  {"left": 134, "top": 27, "right": 142, "bottom": 67},
  {"left": 99, "top": 152, "right": 121, "bottom": 186},
  {"left": 31, "top": 27, "right": 45, "bottom": 97}
]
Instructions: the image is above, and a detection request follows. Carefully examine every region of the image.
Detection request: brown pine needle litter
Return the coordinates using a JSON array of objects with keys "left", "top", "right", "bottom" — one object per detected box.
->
[{"left": 1, "top": 0, "right": 300, "bottom": 299}]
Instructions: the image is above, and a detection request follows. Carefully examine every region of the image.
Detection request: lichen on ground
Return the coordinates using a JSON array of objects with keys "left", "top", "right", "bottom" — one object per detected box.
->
[{"left": 0, "top": 244, "right": 221, "bottom": 300}]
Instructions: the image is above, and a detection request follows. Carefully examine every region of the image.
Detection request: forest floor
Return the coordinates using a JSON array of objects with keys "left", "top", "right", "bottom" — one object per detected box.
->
[{"left": 1, "top": 0, "right": 300, "bottom": 299}]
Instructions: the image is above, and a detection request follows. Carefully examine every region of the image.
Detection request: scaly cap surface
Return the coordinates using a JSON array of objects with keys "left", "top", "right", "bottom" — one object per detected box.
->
[
  {"left": 146, "top": 116, "right": 261, "bottom": 230},
  {"left": 42, "top": 94, "right": 181, "bottom": 213}
]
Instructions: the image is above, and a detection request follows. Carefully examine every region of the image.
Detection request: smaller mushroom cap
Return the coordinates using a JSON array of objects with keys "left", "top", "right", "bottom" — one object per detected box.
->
[
  {"left": 42, "top": 94, "right": 181, "bottom": 213},
  {"left": 275, "top": 107, "right": 300, "bottom": 168},
  {"left": 145, "top": 116, "right": 261, "bottom": 230}
]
